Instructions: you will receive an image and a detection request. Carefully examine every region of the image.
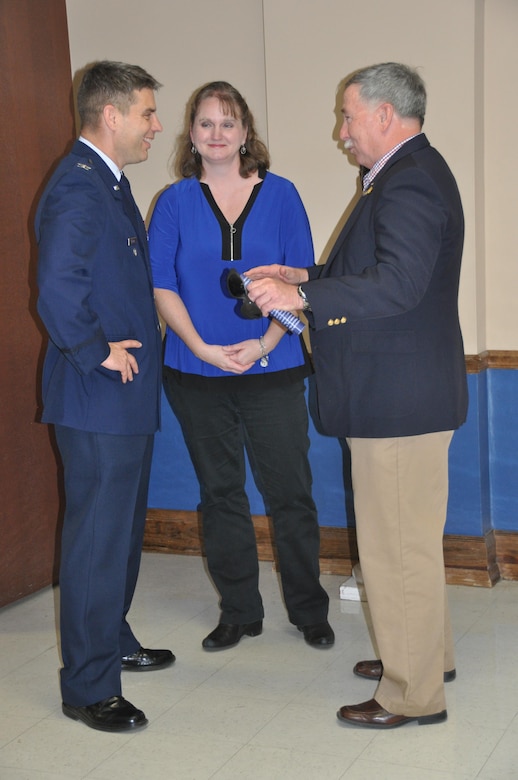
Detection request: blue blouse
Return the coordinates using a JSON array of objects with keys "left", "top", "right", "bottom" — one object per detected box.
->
[{"left": 148, "top": 171, "right": 314, "bottom": 380}]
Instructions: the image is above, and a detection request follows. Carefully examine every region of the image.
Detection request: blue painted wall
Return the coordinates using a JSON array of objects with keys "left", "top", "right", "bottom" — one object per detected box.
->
[
  {"left": 148, "top": 370, "right": 518, "bottom": 537},
  {"left": 488, "top": 370, "right": 518, "bottom": 531}
]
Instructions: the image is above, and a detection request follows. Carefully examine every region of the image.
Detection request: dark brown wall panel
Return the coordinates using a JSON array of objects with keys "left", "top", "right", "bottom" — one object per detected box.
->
[{"left": 0, "top": 0, "right": 75, "bottom": 606}]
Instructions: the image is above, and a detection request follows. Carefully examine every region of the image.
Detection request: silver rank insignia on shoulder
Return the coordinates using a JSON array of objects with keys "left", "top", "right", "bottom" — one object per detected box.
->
[{"left": 76, "top": 162, "right": 92, "bottom": 170}]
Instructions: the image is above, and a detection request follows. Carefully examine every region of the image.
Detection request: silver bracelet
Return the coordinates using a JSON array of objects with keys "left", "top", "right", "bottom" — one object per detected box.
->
[{"left": 259, "top": 336, "right": 269, "bottom": 367}]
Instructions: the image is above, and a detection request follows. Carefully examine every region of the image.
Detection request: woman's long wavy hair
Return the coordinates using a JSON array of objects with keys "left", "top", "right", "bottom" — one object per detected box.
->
[{"left": 173, "top": 81, "right": 270, "bottom": 180}]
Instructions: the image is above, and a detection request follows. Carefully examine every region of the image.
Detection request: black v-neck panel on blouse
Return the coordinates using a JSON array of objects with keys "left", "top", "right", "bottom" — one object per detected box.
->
[{"left": 200, "top": 170, "right": 265, "bottom": 261}]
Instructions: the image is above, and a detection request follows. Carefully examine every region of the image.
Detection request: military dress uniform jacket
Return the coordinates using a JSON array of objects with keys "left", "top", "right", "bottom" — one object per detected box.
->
[
  {"left": 35, "top": 140, "right": 162, "bottom": 435},
  {"left": 304, "top": 133, "right": 468, "bottom": 439}
]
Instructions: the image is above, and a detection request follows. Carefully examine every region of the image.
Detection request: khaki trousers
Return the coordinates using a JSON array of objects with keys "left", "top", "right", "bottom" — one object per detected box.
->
[{"left": 347, "top": 432, "right": 455, "bottom": 716}]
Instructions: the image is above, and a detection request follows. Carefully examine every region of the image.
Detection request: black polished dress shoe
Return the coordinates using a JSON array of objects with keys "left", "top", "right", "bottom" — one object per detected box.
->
[
  {"left": 353, "top": 659, "right": 456, "bottom": 683},
  {"left": 337, "top": 698, "right": 447, "bottom": 729},
  {"left": 62, "top": 695, "right": 148, "bottom": 732},
  {"left": 202, "top": 620, "right": 263, "bottom": 650},
  {"left": 121, "top": 647, "right": 175, "bottom": 671},
  {"left": 297, "top": 620, "right": 335, "bottom": 648}
]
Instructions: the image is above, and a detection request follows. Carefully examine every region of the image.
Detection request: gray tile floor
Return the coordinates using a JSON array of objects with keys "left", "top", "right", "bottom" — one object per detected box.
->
[{"left": 1, "top": 552, "right": 517, "bottom": 779}]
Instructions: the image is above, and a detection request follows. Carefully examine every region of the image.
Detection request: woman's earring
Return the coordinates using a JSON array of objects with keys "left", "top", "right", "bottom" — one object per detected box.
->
[
  {"left": 191, "top": 144, "right": 198, "bottom": 155},
  {"left": 240, "top": 145, "right": 247, "bottom": 155}
]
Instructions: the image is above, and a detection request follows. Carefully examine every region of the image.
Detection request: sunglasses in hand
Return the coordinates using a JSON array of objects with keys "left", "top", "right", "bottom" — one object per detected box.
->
[
  {"left": 224, "top": 268, "right": 306, "bottom": 335},
  {"left": 226, "top": 268, "right": 262, "bottom": 319}
]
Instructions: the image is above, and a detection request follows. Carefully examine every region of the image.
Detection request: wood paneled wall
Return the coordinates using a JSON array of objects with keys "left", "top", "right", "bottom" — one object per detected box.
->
[{"left": 0, "top": 0, "right": 74, "bottom": 607}]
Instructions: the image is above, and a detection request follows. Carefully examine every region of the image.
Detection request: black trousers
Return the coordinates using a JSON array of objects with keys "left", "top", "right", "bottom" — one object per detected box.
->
[{"left": 164, "top": 369, "right": 329, "bottom": 626}]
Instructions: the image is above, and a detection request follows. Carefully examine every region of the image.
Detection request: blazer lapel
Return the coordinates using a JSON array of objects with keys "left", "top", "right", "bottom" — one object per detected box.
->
[
  {"left": 321, "top": 190, "right": 371, "bottom": 276},
  {"left": 321, "top": 133, "right": 431, "bottom": 277}
]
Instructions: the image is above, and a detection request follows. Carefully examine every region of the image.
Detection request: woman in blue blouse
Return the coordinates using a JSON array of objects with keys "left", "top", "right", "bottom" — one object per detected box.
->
[{"left": 149, "top": 82, "right": 333, "bottom": 650}]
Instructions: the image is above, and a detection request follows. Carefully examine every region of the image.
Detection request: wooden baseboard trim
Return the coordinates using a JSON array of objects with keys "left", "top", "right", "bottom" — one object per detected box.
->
[
  {"left": 443, "top": 531, "right": 500, "bottom": 587},
  {"left": 494, "top": 530, "right": 518, "bottom": 580},
  {"left": 144, "top": 509, "right": 514, "bottom": 587},
  {"left": 143, "top": 508, "right": 357, "bottom": 576}
]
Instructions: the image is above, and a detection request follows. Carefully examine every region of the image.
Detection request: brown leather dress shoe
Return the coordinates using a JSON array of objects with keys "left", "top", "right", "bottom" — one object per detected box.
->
[
  {"left": 62, "top": 695, "right": 148, "bottom": 732},
  {"left": 353, "top": 659, "right": 456, "bottom": 683},
  {"left": 337, "top": 698, "right": 447, "bottom": 729},
  {"left": 122, "top": 647, "right": 175, "bottom": 671}
]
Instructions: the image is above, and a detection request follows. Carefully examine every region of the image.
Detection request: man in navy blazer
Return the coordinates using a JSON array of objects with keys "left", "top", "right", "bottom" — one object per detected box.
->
[
  {"left": 247, "top": 63, "right": 468, "bottom": 728},
  {"left": 36, "top": 61, "right": 174, "bottom": 732}
]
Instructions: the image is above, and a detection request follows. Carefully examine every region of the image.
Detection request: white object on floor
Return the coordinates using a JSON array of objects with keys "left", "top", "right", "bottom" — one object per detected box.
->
[
  {"left": 339, "top": 577, "right": 360, "bottom": 601},
  {"left": 339, "top": 563, "right": 366, "bottom": 601}
]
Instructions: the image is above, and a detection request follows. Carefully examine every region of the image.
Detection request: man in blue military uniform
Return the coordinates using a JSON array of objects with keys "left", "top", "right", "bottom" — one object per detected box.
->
[{"left": 36, "top": 60, "right": 173, "bottom": 733}]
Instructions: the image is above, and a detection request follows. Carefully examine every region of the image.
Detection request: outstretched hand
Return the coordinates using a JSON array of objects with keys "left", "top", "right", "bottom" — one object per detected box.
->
[
  {"left": 246, "top": 264, "right": 307, "bottom": 286},
  {"left": 245, "top": 265, "right": 308, "bottom": 317}
]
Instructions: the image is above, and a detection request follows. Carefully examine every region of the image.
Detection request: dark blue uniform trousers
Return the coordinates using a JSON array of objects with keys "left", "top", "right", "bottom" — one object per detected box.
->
[{"left": 55, "top": 425, "right": 154, "bottom": 707}]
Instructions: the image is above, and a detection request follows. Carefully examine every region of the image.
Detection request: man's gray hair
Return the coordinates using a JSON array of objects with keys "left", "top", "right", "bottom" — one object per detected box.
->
[{"left": 345, "top": 62, "right": 426, "bottom": 126}]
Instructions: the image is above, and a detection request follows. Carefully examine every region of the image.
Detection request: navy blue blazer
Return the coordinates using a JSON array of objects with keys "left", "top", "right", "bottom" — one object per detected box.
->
[
  {"left": 36, "top": 141, "right": 162, "bottom": 435},
  {"left": 305, "top": 134, "right": 468, "bottom": 438}
]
